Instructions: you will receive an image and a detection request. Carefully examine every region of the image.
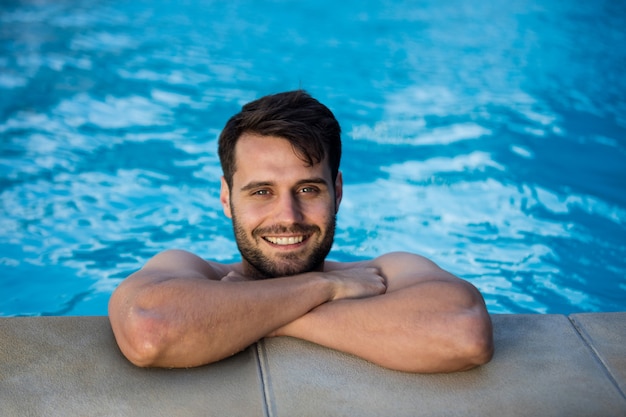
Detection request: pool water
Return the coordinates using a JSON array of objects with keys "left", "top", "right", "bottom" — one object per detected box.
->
[{"left": 1, "top": 0, "right": 625, "bottom": 316}]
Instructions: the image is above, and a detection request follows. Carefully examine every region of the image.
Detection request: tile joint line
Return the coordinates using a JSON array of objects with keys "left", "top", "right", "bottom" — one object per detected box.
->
[
  {"left": 254, "top": 340, "right": 275, "bottom": 417},
  {"left": 567, "top": 315, "right": 626, "bottom": 401}
]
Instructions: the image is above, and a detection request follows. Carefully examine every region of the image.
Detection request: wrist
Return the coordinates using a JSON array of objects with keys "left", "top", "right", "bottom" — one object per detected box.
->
[
  {"left": 268, "top": 321, "right": 291, "bottom": 338},
  {"left": 300, "top": 271, "right": 336, "bottom": 303}
]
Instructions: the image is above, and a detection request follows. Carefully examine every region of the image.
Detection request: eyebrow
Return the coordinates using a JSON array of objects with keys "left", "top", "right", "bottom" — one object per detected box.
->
[{"left": 240, "top": 177, "right": 330, "bottom": 192}]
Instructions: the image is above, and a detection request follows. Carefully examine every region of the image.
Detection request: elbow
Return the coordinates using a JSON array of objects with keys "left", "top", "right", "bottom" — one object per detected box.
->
[
  {"left": 382, "top": 311, "right": 494, "bottom": 374},
  {"left": 123, "top": 317, "right": 165, "bottom": 368},
  {"left": 455, "top": 310, "right": 494, "bottom": 370},
  {"left": 110, "top": 307, "right": 168, "bottom": 368},
  {"left": 412, "top": 310, "right": 494, "bottom": 374}
]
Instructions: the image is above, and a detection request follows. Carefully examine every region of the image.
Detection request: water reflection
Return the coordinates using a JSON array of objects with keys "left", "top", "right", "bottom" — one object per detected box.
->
[
  {"left": 338, "top": 79, "right": 625, "bottom": 313},
  {"left": 1, "top": 0, "right": 625, "bottom": 315}
]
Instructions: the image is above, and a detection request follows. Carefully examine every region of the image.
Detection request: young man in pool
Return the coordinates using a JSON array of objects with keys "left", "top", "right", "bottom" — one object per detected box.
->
[{"left": 108, "top": 90, "right": 494, "bottom": 373}]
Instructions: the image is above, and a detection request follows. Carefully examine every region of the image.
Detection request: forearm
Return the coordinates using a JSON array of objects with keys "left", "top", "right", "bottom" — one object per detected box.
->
[
  {"left": 110, "top": 273, "right": 333, "bottom": 368},
  {"left": 273, "top": 280, "right": 493, "bottom": 373}
]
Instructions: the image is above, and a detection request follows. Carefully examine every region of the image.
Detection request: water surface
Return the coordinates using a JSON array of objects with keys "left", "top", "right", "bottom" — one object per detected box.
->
[{"left": 1, "top": 0, "right": 625, "bottom": 315}]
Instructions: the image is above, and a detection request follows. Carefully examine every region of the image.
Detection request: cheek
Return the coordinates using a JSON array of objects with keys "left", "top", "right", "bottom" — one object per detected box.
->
[
  {"left": 302, "top": 204, "right": 335, "bottom": 228},
  {"left": 231, "top": 202, "right": 265, "bottom": 229}
]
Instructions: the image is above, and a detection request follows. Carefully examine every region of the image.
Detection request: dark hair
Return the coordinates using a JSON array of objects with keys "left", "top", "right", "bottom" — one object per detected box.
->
[{"left": 218, "top": 90, "right": 341, "bottom": 189}]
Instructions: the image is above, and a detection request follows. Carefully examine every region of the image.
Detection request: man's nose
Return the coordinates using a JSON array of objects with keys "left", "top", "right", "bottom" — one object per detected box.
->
[{"left": 274, "top": 193, "right": 304, "bottom": 223}]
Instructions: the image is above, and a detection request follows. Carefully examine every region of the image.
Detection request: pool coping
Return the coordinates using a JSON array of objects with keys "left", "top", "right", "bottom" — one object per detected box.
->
[{"left": 1, "top": 312, "right": 625, "bottom": 416}]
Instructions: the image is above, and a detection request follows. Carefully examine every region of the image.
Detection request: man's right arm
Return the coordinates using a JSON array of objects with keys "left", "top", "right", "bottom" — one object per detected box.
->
[{"left": 108, "top": 249, "right": 385, "bottom": 368}]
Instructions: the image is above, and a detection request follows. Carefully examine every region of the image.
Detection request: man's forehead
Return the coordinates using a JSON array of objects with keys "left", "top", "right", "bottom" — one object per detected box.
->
[
  {"left": 234, "top": 133, "right": 326, "bottom": 167},
  {"left": 232, "top": 134, "right": 331, "bottom": 184},
  {"left": 235, "top": 133, "right": 292, "bottom": 153}
]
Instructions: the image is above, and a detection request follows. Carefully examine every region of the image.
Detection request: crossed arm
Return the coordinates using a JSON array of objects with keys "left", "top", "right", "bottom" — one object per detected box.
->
[{"left": 108, "top": 250, "right": 493, "bottom": 373}]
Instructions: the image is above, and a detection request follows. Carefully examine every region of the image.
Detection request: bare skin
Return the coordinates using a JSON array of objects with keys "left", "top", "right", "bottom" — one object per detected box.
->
[{"left": 108, "top": 134, "right": 494, "bottom": 373}]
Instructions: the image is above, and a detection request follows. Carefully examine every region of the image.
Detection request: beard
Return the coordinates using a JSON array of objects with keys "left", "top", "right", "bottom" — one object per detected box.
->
[{"left": 231, "top": 210, "right": 336, "bottom": 279}]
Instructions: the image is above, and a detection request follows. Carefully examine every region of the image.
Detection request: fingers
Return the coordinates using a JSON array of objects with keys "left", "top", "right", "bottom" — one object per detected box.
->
[
  {"left": 221, "top": 271, "right": 250, "bottom": 282},
  {"left": 361, "top": 267, "right": 387, "bottom": 291},
  {"left": 364, "top": 267, "right": 387, "bottom": 288},
  {"left": 328, "top": 267, "right": 387, "bottom": 301}
]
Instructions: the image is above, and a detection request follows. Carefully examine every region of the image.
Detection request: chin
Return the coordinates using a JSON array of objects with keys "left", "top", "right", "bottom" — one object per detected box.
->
[
  {"left": 249, "top": 257, "right": 322, "bottom": 279},
  {"left": 267, "top": 263, "right": 314, "bottom": 278}
]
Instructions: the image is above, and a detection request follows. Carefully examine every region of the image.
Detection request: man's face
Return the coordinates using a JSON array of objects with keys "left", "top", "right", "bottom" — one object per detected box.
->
[{"left": 220, "top": 133, "right": 342, "bottom": 278}]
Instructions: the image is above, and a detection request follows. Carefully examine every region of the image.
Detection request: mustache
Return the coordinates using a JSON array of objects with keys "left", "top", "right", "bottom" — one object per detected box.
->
[{"left": 253, "top": 223, "right": 320, "bottom": 237}]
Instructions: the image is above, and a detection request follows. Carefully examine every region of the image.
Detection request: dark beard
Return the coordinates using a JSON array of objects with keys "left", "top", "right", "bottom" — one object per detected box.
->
[{"left": 231, "top": 212, "right": 336, "bottom": 279}]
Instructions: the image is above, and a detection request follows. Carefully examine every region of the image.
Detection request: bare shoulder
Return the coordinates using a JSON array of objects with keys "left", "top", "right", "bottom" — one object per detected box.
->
[
  {"left": 130, "top": 249, "right": 237, "bottom": 284},
  {"left": 367, "top": 251, "right": 463, "bottom": 291},
  {"left": 325, "top": 252, "right": 440, "bottom": 273}
]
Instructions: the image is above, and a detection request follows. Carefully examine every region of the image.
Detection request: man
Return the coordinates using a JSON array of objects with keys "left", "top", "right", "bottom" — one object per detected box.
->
[{"left": 108, "top": 90, "right": 493, "bottom": 373}]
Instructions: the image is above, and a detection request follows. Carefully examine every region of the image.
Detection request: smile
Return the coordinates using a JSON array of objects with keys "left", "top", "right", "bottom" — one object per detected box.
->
[{"left": 263, "top": 236, "right": 306, "bottom": 245}]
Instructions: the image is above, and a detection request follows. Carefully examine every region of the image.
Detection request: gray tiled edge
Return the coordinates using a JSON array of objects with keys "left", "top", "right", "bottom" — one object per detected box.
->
[
  {"left": 259, "top": 314, "right": 626, "bottom": 417},
  {"left": 569, "top": 312, "right": 626, "bottom": 398},
  {"left": 1, "top": 313, "right": 625, "bottom": 417},
  {"left": 0, "top": 317, "right": 266, "bottom": 417}
]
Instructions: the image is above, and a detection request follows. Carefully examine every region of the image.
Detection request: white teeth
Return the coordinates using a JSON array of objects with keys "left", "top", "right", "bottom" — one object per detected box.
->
[{"left": 265, "top": 236, "right": 304, "bottom": 245}]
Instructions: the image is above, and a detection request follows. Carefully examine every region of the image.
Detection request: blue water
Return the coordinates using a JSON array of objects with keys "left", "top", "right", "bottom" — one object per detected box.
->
[{"left": 1, "top": 0, "right": 625, "bottom": 316}]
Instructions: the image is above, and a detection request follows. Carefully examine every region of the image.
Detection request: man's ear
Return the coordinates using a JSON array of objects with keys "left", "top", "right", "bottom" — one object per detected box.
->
[
  {"left": 334, "top": 171, "right": 343, "bottom": 213},
  {"left": 220, "top": 176, "right": 232, "bottom": 218}
]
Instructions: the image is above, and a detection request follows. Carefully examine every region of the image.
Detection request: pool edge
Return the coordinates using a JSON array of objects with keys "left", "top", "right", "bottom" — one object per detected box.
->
[{"left": 1, "top": 313, "right": 625, "bottom": 416}]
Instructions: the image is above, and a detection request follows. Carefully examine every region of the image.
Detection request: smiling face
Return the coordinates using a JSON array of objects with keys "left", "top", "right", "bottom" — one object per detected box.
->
[{"left": 220, "top": 133, "right": 343, "bottom": 279}]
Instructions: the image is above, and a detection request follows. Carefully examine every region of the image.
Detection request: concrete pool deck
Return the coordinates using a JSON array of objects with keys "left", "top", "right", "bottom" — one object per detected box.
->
[{"left": 1, "top": 313, "right": 625, "bottom": 416}]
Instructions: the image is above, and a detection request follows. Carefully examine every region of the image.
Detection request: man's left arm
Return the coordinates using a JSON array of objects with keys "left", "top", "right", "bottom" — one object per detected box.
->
[{"left": 271, "top": 252, "right": 494, "bottom": 373}]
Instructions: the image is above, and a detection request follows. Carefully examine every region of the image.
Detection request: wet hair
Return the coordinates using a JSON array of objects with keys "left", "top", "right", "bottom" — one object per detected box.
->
[{"left": 218, "top": 90, "right": 341, "bottom": 189}]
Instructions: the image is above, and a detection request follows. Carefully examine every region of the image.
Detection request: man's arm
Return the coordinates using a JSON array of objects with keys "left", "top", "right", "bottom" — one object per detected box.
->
[
  {"left": 271, "top": 252, "right": 494, "bottom": 373},
  {"left": 108, "top": 249, "right": 385, "bottom": 368}
]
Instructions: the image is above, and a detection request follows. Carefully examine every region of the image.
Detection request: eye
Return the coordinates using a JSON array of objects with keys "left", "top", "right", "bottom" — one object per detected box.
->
[
  {"left": 299, "top": 186, "right": 319, "bottom": 194},
  {"left": 252, "top": 189, "right": 271, "bottom": 196}
]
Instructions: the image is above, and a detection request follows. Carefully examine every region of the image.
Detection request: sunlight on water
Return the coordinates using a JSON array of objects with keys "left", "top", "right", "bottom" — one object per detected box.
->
[{"left": 1, "top": 0, "right": 625, "bottom": 316}]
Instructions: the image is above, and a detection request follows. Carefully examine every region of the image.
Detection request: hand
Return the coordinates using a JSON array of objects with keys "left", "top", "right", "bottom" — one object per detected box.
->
[
  {"left": 220, "top": 271, "right": 254, "bottom": 282},
  {"left": 221, "top": 266, "right": 386, "bottom": 302},
  {"left": 267, "top": 267, "right": 387, "bottom": 338},
  {"left": 324, "top": 267, "right": 387, "bottom": 301}
]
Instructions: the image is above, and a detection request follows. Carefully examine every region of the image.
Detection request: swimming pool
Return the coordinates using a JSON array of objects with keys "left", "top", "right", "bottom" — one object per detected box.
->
[{"left": 1, "top": 0, "right": 625, "bottom": 316}]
